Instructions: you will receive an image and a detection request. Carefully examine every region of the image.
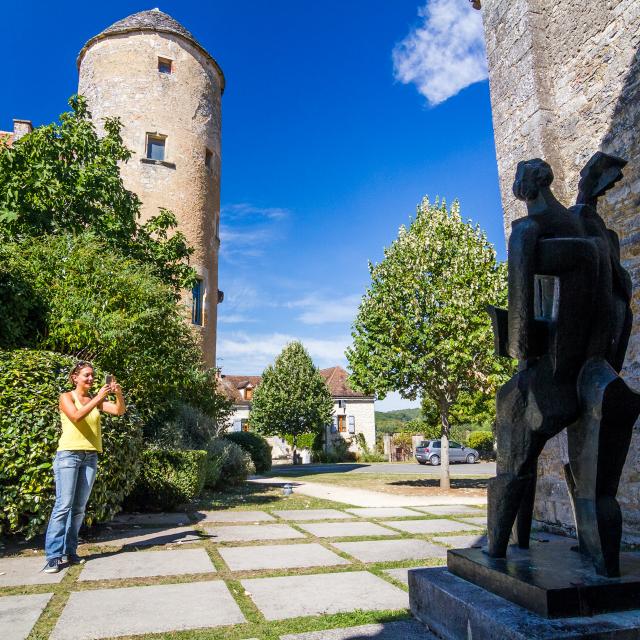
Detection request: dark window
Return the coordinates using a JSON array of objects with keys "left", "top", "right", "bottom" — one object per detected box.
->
[
  {"left": 205, "top": 149, "right": 213, "bottom": 169},
  {"left": 146, "top": 135, "right": 165, "bottom": 161},
  {"left": 450, "top": 441, "right": 461, "bottom": 449},
  {"left": 158, "top": 57, "right": 172, "bottom": 74},
  {"left": 192, "top": 279, "right": 203, "bottom": 325}
]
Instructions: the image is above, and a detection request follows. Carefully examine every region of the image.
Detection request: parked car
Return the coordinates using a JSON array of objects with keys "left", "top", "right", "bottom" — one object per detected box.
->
[{"left": 414, "top": 440, "right": 478, "bottom": 465}]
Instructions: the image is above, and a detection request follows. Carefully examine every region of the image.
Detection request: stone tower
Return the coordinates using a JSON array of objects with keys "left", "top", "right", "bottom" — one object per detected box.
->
[
  {"left": 77, "top": 8, "right": 224, "bottom": 367},
  {"left": 476, "top": 0, "right": 640, "bottom": 543}
]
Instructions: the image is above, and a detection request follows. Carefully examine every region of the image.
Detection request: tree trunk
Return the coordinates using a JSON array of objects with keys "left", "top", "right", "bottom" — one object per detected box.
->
[
  {"left": 292, "top": 433, "right": 298, "bottom": 465},
  {"left": 439, "top": 400, "right": 451, "bottom": 490}
]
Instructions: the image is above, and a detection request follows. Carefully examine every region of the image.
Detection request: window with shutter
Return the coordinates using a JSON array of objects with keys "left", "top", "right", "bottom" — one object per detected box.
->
[
  {"left": 348, "top": 415, "right": 356, "bottom": 434},
  {"left": 331, "top": 417, "right": 338, "bottom": 433}
]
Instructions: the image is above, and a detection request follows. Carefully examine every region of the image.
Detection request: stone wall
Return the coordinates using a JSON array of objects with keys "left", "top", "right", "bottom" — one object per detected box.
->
[
  {"left": 78, "top": 31, "right": 223, "bottom": 367},
  {"left": 480, "top": 0, "right": 640, "bottom": 544}
]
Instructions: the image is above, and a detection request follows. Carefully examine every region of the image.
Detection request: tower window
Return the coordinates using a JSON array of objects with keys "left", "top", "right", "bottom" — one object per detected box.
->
[
  {"left": 158, "top": 57, "right": 172, "bottom": 74},
  {"left": 205, "top": 149, "right": 213, "bottom": 169},
  {"left": 146, "top": 134, "right": 166, "bottom": 161},
  {"left": 192, "top": 279, "right": 204, "bottom": 326}
]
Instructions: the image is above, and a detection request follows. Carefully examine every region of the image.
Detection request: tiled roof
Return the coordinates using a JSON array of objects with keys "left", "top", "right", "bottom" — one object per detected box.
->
[
  {"left": 219, "top": 367, "right": 371, "bottom": 403},
  {"left": 0, "top": 132, "right": 14, "bottom": 147},
  {"left": 77, "top": 9, "right": 225, "bottom": 91}
]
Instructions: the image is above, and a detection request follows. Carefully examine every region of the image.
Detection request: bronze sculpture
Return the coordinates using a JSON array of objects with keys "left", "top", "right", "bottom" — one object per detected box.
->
[{"left": 487, "top": 152, "right": 640, "bottom": 577}]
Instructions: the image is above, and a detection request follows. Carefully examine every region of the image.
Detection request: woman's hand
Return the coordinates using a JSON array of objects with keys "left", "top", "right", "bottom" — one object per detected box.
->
[{"left": 96, "top": 384, "right": 112, "bottom": 401}]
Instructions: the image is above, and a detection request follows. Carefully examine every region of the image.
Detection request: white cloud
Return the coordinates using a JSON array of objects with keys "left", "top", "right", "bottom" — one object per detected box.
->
[
  {"left": 217, "top": 331, "right": 350, "bottom": 374},
  {"left": 219, "top": 202, "right": 289, "bottom": 262},
  {"left": 392, "top": 0, "right": 487, "bottom": 106},
  {"left": 287, "top": 293, "right": 362, "bottom": 325},
  {"left": 221, "top": 203, "right": 289, "bottom": 221}
]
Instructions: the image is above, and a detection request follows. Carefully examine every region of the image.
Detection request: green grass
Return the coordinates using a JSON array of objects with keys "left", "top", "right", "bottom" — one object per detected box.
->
[{"left": 3, "top": 481, "right": 488, "bottom": 640}]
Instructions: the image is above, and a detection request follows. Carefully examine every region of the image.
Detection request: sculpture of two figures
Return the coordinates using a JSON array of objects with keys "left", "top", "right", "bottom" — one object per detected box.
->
[{"left": 488, "top": 152, "right": 640, "bottom": 578}]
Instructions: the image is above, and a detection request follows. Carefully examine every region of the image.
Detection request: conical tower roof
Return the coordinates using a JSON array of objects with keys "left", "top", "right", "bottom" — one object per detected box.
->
[{"left": 77, "top": 8, "right": 225, "bottom": 91}]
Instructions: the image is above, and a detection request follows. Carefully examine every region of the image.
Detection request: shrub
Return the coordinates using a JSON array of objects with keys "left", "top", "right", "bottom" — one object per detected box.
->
[
  {"left": 206, "top": 438, "right": 255, "bottom": 487},
  {"left": 123, "top": 448, "right": 207, "bottom": 511},
  {"left": 468, "top": 430, "right": 494, "bottom": 456},
  {"left": 155, "top": 403, "right": 226, "bottom": 450},
  {"left": 0, "top": 234, "right": 233, "bottom": 431},
  {"left": 224, "top": 431, "right": 272, "bottom": 474},
  {"left": 314, "top": 437, "right": 357, "bottom": 463},
  {"left": 0, "top": 349, "right": 143, "bottom": 538},
  {"left": 354, "top": 433, "right": 387, "bottom": 462}
]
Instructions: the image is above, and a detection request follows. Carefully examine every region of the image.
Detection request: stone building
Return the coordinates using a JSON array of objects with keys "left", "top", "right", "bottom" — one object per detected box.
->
[
  {"left": 475, "top": 0, "right": 640, "bottom": 542},
  {"left": 77, "top": 9, "right": 225, "bottom": 367}
]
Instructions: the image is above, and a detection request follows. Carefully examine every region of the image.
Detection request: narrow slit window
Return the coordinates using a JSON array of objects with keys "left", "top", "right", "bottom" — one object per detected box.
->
[
  {"left": 158, "top": 57, "right": 172, "bottom": 74},
  {"left": 205, "top": 149, "right": 213, "bottom": 169},
  {"left": 146, "top": 135, "right": 166, "bottom": 161},
  {"left": 192, "top": 279, "right": 203, "bottom": 326}
]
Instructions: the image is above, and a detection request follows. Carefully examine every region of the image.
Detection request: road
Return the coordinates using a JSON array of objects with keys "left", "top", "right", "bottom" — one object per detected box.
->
[{"left": 270, "top": 461, "right": 496, "bottom": 476}]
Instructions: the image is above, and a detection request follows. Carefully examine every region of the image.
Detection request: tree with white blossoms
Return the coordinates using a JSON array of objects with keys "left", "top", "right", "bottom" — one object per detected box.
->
[
  {"left": 250, "top": 341, "right": 334, "bottom": 462},
  {"left": 347, "top": 198, "right": 510, "bottom": 489}
]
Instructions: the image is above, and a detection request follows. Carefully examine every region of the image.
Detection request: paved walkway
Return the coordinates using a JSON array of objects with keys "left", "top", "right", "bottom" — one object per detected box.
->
[
  {"left": 251, "top": 477, "right": 488, "bottom": 507},
  {"left": 0, "top": 489, "right": 489, "bottom": 639}
]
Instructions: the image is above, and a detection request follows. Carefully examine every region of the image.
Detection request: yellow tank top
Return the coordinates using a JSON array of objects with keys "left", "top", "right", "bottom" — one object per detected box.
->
[{"left": 58, "top": 391, "right": 102, "bottom": 453}]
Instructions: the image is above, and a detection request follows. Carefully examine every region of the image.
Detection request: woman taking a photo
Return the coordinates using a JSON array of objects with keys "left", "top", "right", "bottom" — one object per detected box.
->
[{"left": 43, "top": 361, "right": 126, "bottom": 573}]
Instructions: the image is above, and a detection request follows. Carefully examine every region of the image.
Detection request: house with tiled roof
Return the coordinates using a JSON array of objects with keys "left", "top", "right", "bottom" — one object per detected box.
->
[
  {"left": 219, "top": 366, "right": 376, "bottom": 458},
  {"left": 0, "top": 120, "right": 33, "bottom": 148}
]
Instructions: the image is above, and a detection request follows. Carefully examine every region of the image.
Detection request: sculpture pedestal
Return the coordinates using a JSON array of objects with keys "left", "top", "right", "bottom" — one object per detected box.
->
[{"left": 409, "top": 541, "right": 640, "bottom": 640}]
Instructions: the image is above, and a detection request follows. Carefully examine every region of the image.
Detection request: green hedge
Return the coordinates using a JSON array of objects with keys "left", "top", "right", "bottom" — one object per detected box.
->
[
  {"left": 207, "top": 438, "right": 254, "bottom": 487},
  {"left": 468, "top": 430, "right": 494, "bottom": 455},
  {"left": 224, "top": 431, "right": 272, "bottom": 473},
  {"left": 0, "top": 349, "right": 143, "bottom": 538},
  {"left": 123, "top": 448, "right": 208, "bottom": 511}
]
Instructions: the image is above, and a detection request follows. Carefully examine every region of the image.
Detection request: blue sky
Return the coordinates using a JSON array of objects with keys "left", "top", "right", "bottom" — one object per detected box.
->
[{"left": 1, "top": 0, "right": 504, "bottom": 410}]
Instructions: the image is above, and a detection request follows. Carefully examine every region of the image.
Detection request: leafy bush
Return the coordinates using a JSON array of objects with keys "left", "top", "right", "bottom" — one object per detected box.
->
[
  {"left": 0, "top": 349, "right": 143, "bottom": 538},
  {"left": 224, "top": 431, "right": 272, "bottom": 474},
  {"left": 206, "top": 438, "right": 255, "bottom": 487},
  {"left": 155, "top": 403, "right": 227, "bottom": 450},
  {"left": 0, "top": 234, "right": 233, "bottom": 431},
  {"left": 284, "top": 432, "right": 317, "bottom": 451},
  {"left": 354, "top": 433, "right": 387, "bottom": 462},
  {"left": 468, "top": 430, "right": 494, "bottom": 456},
  {"left": 314, "top": 437, "right": 357, "bottom": 463},
  {"left": 123, "top": 448, "right": 207, "bottom": 511}
]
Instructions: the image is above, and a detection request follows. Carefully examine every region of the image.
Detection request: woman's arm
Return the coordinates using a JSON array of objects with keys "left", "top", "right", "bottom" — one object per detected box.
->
[
  {"left": 59, "top": 386, "right": 110, "bottom": 422},
  {"left": 101, "top": 383, "right": 127, "bottom": 416}
]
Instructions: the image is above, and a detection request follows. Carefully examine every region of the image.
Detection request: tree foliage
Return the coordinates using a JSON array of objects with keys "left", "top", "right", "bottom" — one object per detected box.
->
[
  {"left": 250, "top": 342, "right": 334, "bottom": 453},
  {"left": 0, "top": 95, "right": 195, "bottom": 292},
  {"left": 0, "top": 233, "right": 232, "bottom": 430},
  {"left": 347, "top": 198, "right": 511, "bottom": 487}
]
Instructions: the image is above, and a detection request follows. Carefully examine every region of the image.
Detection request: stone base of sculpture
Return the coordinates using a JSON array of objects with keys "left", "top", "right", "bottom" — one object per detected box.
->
[{"left": 409, "top": 542, "right": 640, "bottom": 639}]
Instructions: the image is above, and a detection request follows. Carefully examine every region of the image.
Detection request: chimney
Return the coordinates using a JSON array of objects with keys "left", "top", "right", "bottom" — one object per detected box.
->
[{"left": 13, "top": 119, "right": 33, "bottom": 141}]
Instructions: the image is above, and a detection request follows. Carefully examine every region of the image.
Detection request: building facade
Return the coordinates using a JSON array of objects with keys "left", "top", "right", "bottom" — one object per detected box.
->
[
  {"left": 476, "top": 0, "right": 640, "bottom": 542},
  {"left": 77, "top": 9, "right": 224, "bottom": 367},
  {"left": 219, "top": 366, "right": 376, "bottom": 459}
]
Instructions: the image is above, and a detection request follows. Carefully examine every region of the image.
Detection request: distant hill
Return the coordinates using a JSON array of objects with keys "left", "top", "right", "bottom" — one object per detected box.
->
[{"left": 375, "top": 408, "right": 420, "bottom": 433}]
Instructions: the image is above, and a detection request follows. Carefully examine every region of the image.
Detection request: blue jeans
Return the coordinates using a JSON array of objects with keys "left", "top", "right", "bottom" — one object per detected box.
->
[{"left": 44, "top": 451, "right": 98, "bottom": 561}]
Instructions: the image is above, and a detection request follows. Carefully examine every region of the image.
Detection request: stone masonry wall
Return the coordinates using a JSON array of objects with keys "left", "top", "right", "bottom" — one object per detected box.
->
[
  {"left": 78, "top": 31, "right": 223, "bottom": 367},
  {"left": 481, "top": 0, "right": 640, "bottom": 543}
]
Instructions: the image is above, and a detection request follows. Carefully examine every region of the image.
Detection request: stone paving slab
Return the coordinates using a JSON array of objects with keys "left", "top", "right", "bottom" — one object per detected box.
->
[
  {"left": 458, "top": 516, "right": 488, "bottom": 526},
  {"left": 109, "top": 512, "right": 190, "bottom": 526},
  {"left": 87, "top": 526, "right": 202, "bottom": 547},
  {"left": 78, "top": 548, "right": 215, "bottom": 581},
  {"left": 0, "top": 593, "right": 53, "bottom": 640},
  {"left": 50, "top": 581, "right": 245, "bottom": 640},
  {"left": 273, "top": 509, "right": 354, "bottom": 521},
  {"left": 219, "top": 543, "right": 350, "bottom": 571},
  {"left": 196, "top": 510, "right": 276, "bottom": 523},
  {"left": 241, "top": 571, "right": 408, "bottom": 620},
  {"left": 296, "top": 522, "right": 397, "bottom": 538},
  {"left": 386, "top": 519, "right": 480, "bottom": 534},
  {"left": 411, "top": 505, "right": 485, "bottom": 516},
  {"left": 383, "top": 568, "right": 410, "bottom": 587},
  {"left": 332, "top": 539, "right": 447, "bottom": 563},
  {"left": 345, "top": 507, "right": 423, "bottom": 518},
  {"left": 432, "top": 534, "right": 487, "bottom": 548},
  {"left": 280, "top": 620, "right": 435, "bottom": 639},
  {"left": 205, "top": 523, "right": 306, "bottom": 542},
  {"left": 0, "top": 555, "right": 67, "bottom": 587}
]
